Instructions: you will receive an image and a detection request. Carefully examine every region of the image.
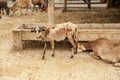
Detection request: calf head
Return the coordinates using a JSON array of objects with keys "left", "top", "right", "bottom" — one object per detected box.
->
[
  {"left": 78, "top": 42, "right": 86, "bottom": 52},
  {"left": 31, "top": 26, "right": 46, "bottom": 40}
]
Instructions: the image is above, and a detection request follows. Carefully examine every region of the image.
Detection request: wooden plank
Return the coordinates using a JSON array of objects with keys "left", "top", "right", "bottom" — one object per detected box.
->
[
  {"left": 55, "top": 0, "right": 107, "bottom": 10},
  {"left": 77, "top": 23, "right": 120, "bottom": 41},
  {"left": 13, "top": 30, "right": 23, "bottom": 50},
  {"left": 55, "top": 3, "right": 107, "bottom": 10},
  {"left": 55, "top": 2, "right": 106, "bottom": 4},
  {"left": 77, "top": 29, "right": 120, "bottom": 41}
]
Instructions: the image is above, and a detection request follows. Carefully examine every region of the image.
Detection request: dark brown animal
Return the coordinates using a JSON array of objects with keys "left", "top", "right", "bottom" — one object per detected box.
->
[
  {"left": 32, "top": 0, "right": 47, "bottom": 12},
  {"left": 78, "top": 38, "right": 120, "bottom": 67},
  {"left": 0, "top": 0, "right": 10, "bottom": 18}
]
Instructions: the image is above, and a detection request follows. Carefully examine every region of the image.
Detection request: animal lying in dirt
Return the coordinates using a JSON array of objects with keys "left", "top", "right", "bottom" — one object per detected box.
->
[
  {"left": 31, "top": 22, "right": 78, "bottom": 59},
  {"left": 78, "top": 38, "right": 120, "bottom": 67}
]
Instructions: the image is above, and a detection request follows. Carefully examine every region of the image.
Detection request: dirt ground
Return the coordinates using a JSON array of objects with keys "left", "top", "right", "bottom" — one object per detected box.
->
[{"left": 0, "top": 9, "right": 120, "bottom": 80}]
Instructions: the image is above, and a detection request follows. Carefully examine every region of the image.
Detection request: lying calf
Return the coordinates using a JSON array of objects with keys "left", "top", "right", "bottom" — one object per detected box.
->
[{"left": 78, "top": 38, "right": 120, "bottom": 67}]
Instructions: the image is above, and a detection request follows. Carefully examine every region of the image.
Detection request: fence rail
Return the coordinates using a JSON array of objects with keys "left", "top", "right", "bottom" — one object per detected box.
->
[{"left": 54, "top": 0, "right": 107, "bottom": 10}]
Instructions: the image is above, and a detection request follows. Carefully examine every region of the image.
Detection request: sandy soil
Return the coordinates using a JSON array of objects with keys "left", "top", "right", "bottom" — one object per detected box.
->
[{"left": 0, "top": 9, "right": 120, "bottom": 80}]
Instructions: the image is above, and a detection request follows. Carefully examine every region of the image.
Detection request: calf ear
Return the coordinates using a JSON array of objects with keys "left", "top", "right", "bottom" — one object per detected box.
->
[
  {"left": 41, "top": 27, "right": 46, "bottom": 31},
  {"left": 42, "top": 28, "right": 45, "bottom": 31},
  {"left": 31, "top": 28, "right": 36, "bottom": 32}
]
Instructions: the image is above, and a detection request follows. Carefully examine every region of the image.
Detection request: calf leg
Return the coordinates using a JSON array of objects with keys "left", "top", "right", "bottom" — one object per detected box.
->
[
  {"left": 90, "top": 52, "right": 100, "bottom": 60},
  {"left": 113, "top": 62, "right": 120, "bottom": 67},
  {"left": 0, "top": 9, "right": 1, "bottom": 19},
  {"left": 42, "top": 41, "right": 47, "bottom": 60},
  {"left": 71, "top": 48, "right": 75, "bottom": 58},
  {"left": 73, "top": 34, "right": 78, "bottom": 54},
  {"left": 25, "top": 7, "right": 28, "bottom": 15},
  {"left": 0, "top": 15, "right": 1, "bottom": 18},
  {"left": 32, "top": 5, "right": 35, "bottom": 12},
  {"left": 10, "top": 9, "right": 17, "bottom": 16},
  {"left": 41, "top": 3, "right": 44, "bottom": 12},
  {"left": 50, "top": 40, "right": 55, "bottom": 57},
  {"left": 20, "top": 7, "right": 23, "bottom": 15},
  {"left": 1, "top": 8, "right": 4, "bottom": 14},
  {"left": 67, "top": 34, "right": 77, "bottom": 58}
]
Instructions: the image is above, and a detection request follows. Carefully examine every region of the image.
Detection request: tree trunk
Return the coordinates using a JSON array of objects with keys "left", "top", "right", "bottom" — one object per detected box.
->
[{"left": 106, "top": 0, "right": 120, "bottom": 8}]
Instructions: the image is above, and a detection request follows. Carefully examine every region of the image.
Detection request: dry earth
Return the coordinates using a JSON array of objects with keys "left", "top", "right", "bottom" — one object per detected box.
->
[{"left": 0, "top": 9, "right": 120, "bottom": 80}]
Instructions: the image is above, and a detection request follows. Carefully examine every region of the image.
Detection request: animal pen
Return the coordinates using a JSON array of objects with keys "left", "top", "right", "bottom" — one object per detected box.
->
[{"left": 12, "top": 0, "right": 120, "bottom": 50}]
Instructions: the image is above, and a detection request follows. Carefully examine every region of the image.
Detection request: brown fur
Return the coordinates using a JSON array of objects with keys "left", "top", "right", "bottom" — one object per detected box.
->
[
  {"left": 78, "top": 41, "right": 92, "bottom": 50},
  {"left": 33, "top": 23, "right": 78, "bottom": 59},
  {"left": 78, "top": 38, "right": 120, "bottom": 67},
  {"left": 40, "top": 26, "right": 78, "bottom": 59},
  {"left": 10, "top": 0, "right": 32, "bottom": 16},
  {"left": 32, "top": 0, "right": 46, "bottom": 12}
]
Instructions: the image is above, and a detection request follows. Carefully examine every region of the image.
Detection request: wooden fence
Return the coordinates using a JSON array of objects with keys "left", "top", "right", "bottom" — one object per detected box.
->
[{"left": 54, "top": 0, "right": 107, "bottom": 10}]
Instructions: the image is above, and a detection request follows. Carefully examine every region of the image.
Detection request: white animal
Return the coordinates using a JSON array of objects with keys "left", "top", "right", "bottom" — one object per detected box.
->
[{"left": 31, "top": 22, "right": 78, "bottom": 59}]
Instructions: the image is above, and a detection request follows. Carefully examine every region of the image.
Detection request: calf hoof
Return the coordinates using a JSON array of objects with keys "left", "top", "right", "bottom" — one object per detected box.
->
[
  {"left": 75, "top": 51, "right": 77, "bottom": 54},
  {"left": 113, "top": 63, "right": 120, "bottom": 67},
  {"left": 42, "top": 56, "right": 45, "bottom": 60},
  {"left": 70, "top": 55, "right": 74, "bottom": 59},
  {"left": 25, "top": 13, "right": 27, "bottom": 15},
  {"left": 51, "top": 54, "right": 55, "bottom": 57},
  {"left": 9, "top": 15, "right": 13, "bottom": 17}
]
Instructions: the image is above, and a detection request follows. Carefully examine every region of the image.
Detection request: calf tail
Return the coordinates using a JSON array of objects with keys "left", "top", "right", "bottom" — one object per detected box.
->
[{"left": 73, "top": 28, "right": 78, "bottom": 43}]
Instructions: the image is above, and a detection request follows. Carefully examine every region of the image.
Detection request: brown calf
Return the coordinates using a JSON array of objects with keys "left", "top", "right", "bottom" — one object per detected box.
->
[
  {"left": 10, "top": 0, "right": 33, "bottom": 16},
  {"left": 78, "top": 38, "right": 120, "bottom": 67}
]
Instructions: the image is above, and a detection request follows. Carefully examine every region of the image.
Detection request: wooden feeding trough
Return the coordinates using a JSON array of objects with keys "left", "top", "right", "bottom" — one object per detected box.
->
[
  {"left": 13, "top": 23, "right": 50, "bottom": 50},
  {"left": 77, "top": 23, "right": 120, "bottom": 41},
  {"left": 13, "top": 23, "right": 120, "bottom": 50}
]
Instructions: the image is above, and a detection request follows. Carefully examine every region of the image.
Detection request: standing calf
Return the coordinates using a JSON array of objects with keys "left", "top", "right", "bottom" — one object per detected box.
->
[{"left": 31, "top": 22, "right": 78, "bottom": 59}]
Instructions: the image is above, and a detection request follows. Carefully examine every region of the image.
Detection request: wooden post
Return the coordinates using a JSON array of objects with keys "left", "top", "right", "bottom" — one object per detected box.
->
[
  {"left": 107, "top": 0, "right": 110, "bottom": 8},
  {"left": 107, "top": 0, "right": 113, "bottom": 8},
  {"left": 46, "top": 0, "right": 48, "bottom": 8},
  {"left": 63, "top": 0, "right": 67, "bottom": 11},
  {"left": 88, "top": 0, "right": 91, "bottom": 9},
  {"left": 48, "top": 0, "right": 54, "bottom": 25}
]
